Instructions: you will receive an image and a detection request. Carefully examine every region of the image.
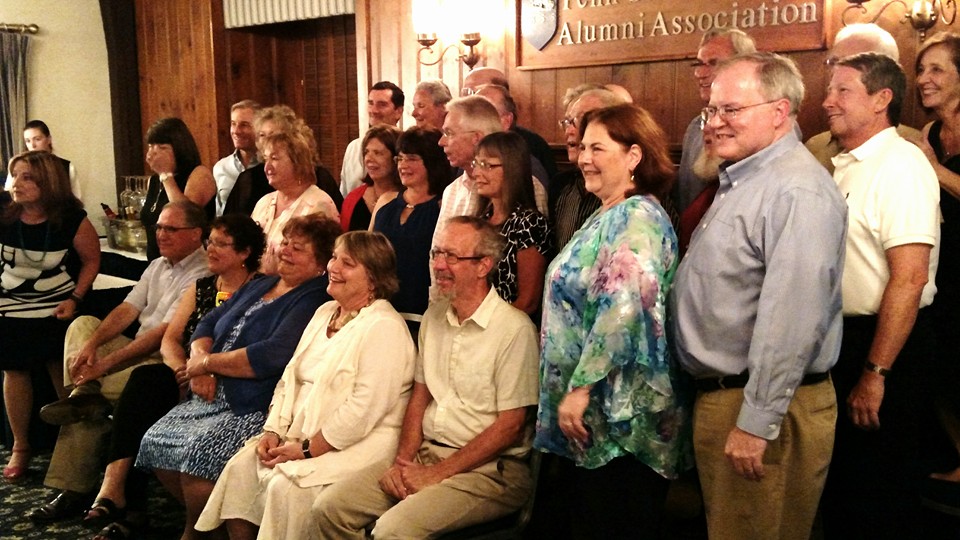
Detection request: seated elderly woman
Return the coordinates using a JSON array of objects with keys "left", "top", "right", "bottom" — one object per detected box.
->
[
  {"left": 136, "top": 214, "right": 340, "bottom": 540},
  {"left": 196, "top": 231, "right": 416, "bottom": 540}
]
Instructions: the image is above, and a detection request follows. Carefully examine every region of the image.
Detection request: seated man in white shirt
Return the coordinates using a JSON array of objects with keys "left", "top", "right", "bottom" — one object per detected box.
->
[{"left": 27, "top": 201, "right": 211, "bottom": 524}]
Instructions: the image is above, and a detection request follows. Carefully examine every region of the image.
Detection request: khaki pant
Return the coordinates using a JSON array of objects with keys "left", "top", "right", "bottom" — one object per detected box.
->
[
  {"left": 44, "top": 316, "right": 160, "bottom": 493},
  {"left": 312, "top": 441, "right": 532, "bottom": 540},
  {"left": 693, "top": 378, "right": 837, "bottom": 540}
]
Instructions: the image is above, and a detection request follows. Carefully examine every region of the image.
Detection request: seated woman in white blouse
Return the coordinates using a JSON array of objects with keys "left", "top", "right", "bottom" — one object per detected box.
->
[{"left": 196, "top": 230, "right": 416, "bottom": 540}]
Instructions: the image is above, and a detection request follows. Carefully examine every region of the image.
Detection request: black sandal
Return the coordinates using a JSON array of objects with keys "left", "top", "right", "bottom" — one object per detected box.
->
[
  {"left": 92, "top": 520, "right": 137, "bottom": 540},
  {"left": 82, "top": 498, "right": 126, "bottom": 529}
]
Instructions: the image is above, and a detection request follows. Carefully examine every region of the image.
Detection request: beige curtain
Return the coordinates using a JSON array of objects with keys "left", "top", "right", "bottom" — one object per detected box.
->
[{"left": 0, "top": 32, "right": 29, "bottom": 174}]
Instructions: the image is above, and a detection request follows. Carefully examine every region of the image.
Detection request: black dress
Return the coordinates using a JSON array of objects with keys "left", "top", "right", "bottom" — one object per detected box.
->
[{"left": 0, "top": 207, "right": 85, "bottom": 370}]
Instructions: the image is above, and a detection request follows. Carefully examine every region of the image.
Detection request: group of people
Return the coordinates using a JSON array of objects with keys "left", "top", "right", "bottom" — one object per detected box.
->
[{"left": 0, "top": 20, "right": 957, "bottom": 540}]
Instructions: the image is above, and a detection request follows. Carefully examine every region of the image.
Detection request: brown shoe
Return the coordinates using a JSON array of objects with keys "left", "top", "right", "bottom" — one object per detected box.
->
[
  {"left": 27, "top": 490, "right": 90, "bottom": 523},
  {"left": 39, "top": 393, "right": 112, "bottom": 425}
]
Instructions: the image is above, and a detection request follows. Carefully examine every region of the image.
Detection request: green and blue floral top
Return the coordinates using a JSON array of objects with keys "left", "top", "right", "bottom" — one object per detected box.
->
[{"left": 533, "top": 195, "right": 693, "bottom": 477}]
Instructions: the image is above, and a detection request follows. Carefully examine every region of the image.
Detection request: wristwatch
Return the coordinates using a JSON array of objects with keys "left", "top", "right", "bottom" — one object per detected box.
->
[{"left": 301, "top": 438, "right": 312, "bottom": 459}]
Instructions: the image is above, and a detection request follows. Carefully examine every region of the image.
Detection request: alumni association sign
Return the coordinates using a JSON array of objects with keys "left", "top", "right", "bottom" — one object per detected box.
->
[{"left": 518, "top": 0, "right": 828, "bottom": 69}]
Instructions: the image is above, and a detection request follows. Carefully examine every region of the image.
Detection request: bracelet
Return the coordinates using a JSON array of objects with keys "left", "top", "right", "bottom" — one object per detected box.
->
[
  {"left": 864, "top": 360, "right": 891, "bottom": 377},
  {"left": 202, "top": 355, "right": 210, "bottom": 373},
  {"left": 69, "top": 293, "right": 84, "bottom": 304}
]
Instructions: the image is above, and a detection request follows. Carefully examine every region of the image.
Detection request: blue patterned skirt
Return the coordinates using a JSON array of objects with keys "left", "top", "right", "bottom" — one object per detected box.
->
[{"left": 136, "top": 384, "right": 266, "bottom": 481}]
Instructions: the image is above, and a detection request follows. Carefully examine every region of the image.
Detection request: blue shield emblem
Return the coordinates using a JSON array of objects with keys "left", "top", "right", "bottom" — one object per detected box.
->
[{"left": 521, "top": 0, "right": 558, "bottom": 51}]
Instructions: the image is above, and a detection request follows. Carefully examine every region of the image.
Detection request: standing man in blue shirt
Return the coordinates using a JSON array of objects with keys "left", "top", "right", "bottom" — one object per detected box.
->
[{"left": 672, "top": 52, "right": 848, "bottom": 540}]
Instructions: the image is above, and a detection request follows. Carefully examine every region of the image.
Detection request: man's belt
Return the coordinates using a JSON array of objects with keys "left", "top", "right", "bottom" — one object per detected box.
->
[{"left": 695, "top": 371, "right": 829, "bottom": 392}]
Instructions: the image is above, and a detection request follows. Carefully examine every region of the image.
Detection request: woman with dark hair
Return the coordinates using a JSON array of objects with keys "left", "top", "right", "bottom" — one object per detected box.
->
[
  {"left": 140, "top": 118, "right": 217, "bottom": 260},
  {"left": 534, "top": 104, "right": 692, "bottom": 539},
  {"left": 912, "top": 30, "right": 960, "bottom": 492},
  {"left": 136, "top": 214, "right": 339, "bottom": 540},
  {"left": 4, "top": 120, "right": 82, "bottom": 198},
  {"left": 371, "top": 127, "right": 452, "bottom": 335},
  {"left": 473, "top": 131, "right": 550, "bottom": 315},
  {"left": 80, "top": 214, "right": 265, "bottom": 538},
  {"left": 0, "top": 151, "right": 100, "bottom": 482},
  {"left": 340, "top": 126, "right": 402, "bottom": 231},
  {"left": 197, "top": 231, "right": 416, "bottom": 540}
]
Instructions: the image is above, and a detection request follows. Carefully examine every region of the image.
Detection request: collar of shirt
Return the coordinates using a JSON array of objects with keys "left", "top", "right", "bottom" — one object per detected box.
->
[
  {"left": 232, "top": 148, "right": 260, "bottom": 172},
  {"left": 443, "top": 286, "right": 500, "bottom": 330},
  {"left": 162, "top": 246, "right": 207, "bottom": 272},
  {"left": 831, "top": 126, "right": 898, "bottom": 169},
  {"left": 718, "top": 128, "right": 801, "bottom": 190}
]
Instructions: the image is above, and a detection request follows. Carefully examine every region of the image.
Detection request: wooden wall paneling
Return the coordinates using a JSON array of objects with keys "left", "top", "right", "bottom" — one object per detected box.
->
[
  {"left": 355, "top": 0, "right": 372, "bottom": 135},
  {"left": 136, "top": 0, "right": 221, "bottom": 169}
]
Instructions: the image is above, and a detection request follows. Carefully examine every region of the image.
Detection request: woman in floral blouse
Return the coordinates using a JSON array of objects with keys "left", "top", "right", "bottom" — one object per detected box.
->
[{"left": 533, "top": 103, "right": 693, "bottom": 539}]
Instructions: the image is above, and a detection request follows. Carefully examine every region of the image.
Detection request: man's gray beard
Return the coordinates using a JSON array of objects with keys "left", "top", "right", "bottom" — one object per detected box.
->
[{"left": 691, "top": 147, "right": 723, "bottom": 182}]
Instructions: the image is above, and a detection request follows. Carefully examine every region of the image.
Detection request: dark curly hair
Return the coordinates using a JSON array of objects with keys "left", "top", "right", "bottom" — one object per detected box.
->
[{"left": 211, "top": 214, "right": 266, "bottom": 272}]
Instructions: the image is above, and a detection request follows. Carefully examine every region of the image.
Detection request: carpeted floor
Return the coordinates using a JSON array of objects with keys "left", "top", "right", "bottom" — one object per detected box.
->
[{"left": 0, "top": 449, "right": 183, "bottom": 540}]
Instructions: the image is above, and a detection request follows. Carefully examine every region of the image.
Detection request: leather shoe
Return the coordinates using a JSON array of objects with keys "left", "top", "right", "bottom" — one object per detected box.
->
[
  {"left": 40, "top": 393, "right": 112, "bottom": 425},
  {"left": 27, "top": 490, "right": 90, "bottom": 523}
]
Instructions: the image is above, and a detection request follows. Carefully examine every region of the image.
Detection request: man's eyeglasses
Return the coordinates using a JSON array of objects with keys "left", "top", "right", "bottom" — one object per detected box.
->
[
  {"left": 152, "top": 224, "right": 198, "bottom": 234},
  {"left": 700, "top": 100, "right": 780, "bottom": 125},
  {"left": 691, "top": 59, "right": 721, "bottom": 69},
  {"left": 430, "top": 249, "right": 484, "bottom": 265},
  {"left": 558, "top": 117, "right": 577, "bottom": 130},
  {"left": 394, "top": 155, "right": 423, "bottom": 164},
  {"left": 441, "top": 128, "right": 479, "bottom": 139},
  {"left": 471, "top": 159, "right": 503, "bottom": 172}
]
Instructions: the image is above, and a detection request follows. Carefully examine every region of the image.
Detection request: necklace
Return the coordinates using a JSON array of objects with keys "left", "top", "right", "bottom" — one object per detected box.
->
[
  {"left": 16, "top": 220, "right": 51, "bottom": 264},
  {"left": 326, "top": 297, "right": 375, "bottom": 333}
]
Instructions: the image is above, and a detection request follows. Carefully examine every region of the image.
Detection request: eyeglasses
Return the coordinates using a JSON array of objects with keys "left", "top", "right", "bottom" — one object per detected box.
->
[
  {"left": 558, "top": 117, "right": 577, "bottom": 130},
  {"left": 394, "top": 155, "right": 423, "bottom": 164},
  {"left": 441, "top": 128, "right": 478, "bottom": 139},
  {"left": 824, "top": 56, "right": 840, "bottom": 67},
  {"left": 691, "top": 59, "right": 721, "bottom": 69},
  {"left": 460, "top": 87, "right": 477, "bottom": 97},
  {"left": 430, "top": 249, "right": 484, "bottom": 265},
  {"left": 700, "top": 100, "right": 781, "bottom": 125},
  {"left": 471, "top": 159, "right": 503, "bottom": 172},
  {"left": 152, "top": 224, "right": 198, "bottom": 234},
  {"left": 205, "top": 239, "right": 235, "bottom": 249}
]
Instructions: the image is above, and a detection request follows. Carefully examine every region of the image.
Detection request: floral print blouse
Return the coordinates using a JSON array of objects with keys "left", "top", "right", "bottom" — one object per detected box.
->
[{"left": 533, "top": 195, "right": 693, "bottom": 477}]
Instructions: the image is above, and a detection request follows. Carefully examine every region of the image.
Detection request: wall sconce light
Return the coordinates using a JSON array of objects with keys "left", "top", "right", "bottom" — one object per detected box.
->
[
  {"left": 843, "top": 0, "right": 957, "bottom": 40},
  {"left": 416, "top": 32, "right": 481, "bottom": 69}
]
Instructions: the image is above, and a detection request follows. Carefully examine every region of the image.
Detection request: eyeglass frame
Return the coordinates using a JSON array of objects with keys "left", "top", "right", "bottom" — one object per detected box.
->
[
  {"left": 441, "top": 128, "right": 479, "bottom": 139},
  {"left": 430, "top": 248, "right": 485, "bottom": 265},
  {"left": 558, "top": 116, "right": 578, "bottom": 130},
  {"left": 394, "top": 154, "right": 423, "bottom": 164},
  {"left": 471, "top": 159, "right": 504, "bottom": 172},
  {"left": 152, "top": 224, "right": 200, "bottom": 234},
  {"left": 205, "top": 238, "right": 235, "bottom": 249},
  {"left": 700, "top": 99, "right": 782, "bottom": 126}
]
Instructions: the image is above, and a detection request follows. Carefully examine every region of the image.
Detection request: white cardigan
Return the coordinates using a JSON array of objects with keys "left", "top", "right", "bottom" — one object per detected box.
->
[{"left": 259, "top": 298, "right": 416, "bottom": 487}]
